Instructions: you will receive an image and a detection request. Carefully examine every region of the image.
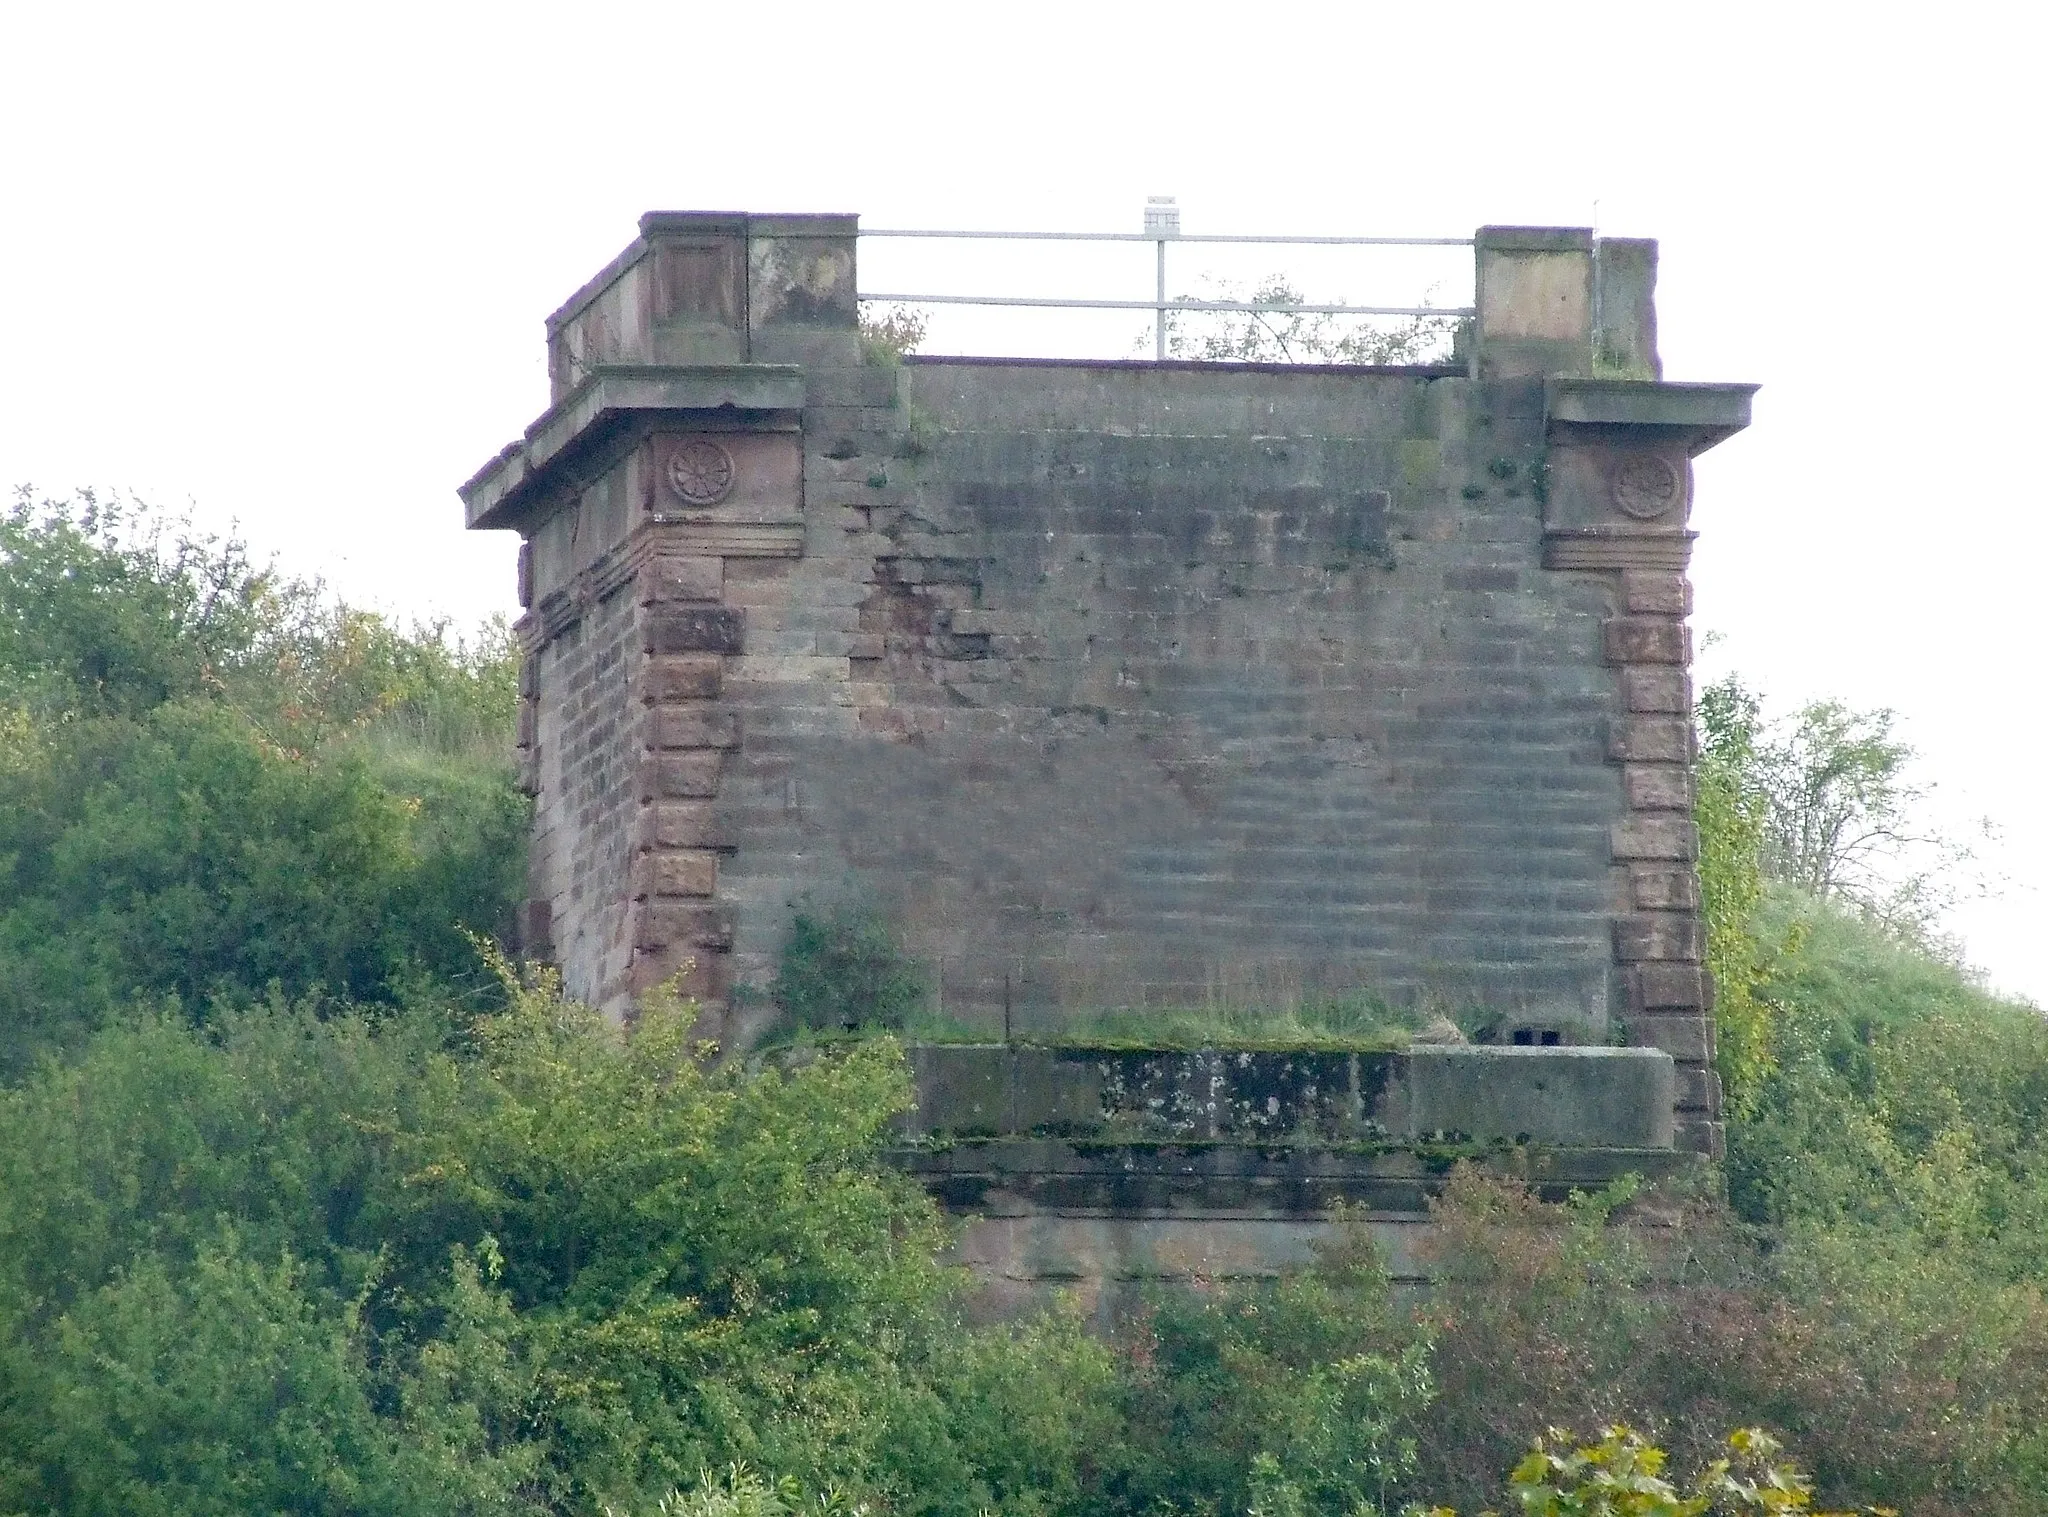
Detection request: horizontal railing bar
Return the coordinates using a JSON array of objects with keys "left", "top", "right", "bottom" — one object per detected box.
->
[
  {"left": 861, "top": 228, "right": 1473, "bottom": 247},
  {"left": 859, "top": 292, "right": 1473, "bottom": 318}
]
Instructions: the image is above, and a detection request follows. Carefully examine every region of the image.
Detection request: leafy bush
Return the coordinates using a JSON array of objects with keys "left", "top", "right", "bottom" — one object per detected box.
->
[
  {"left": 1412, "top": 1424, "right": 1889, "bottom": 1517},
  {"left": 1156, "top": 276, "right": 1463, "bottom": 365},
  {"left": 0, "top": 490, "right": 526, "bottom": 1071},
  {"left": 1105, "top": 1212, "right": 1433, "bottom": 1517},
  {"left": 0, "top": 972, "right": 1124, "bottom": 1516},
  {"left": 772, "top": 902, "right": 927, "bottom": 1033},
  {"left": 606, "top": 1465, "right": 870, "bottom": 1517},
  {"left": 1406, "top": 1163, "right": 2048, "bottom": 1516}
]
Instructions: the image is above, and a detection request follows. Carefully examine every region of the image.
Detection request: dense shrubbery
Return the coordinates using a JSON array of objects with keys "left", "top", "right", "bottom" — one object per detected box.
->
[
  {"left": 4, "top": 490, "right": 2047, "bottom": 1513},
  {"left": 0, "top": 978, "right": 1105, "bottom": 1515},
  {"left": 0, "top": 490, "right": 526, "bottom": 1073},
  {"left": 8, "top": 980, "right": 2004, "bottom": 1515}
]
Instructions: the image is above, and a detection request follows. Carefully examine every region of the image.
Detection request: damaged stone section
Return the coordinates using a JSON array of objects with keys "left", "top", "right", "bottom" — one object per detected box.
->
[{"left": 460, "top": 212, "right": 1755, "bottom": 1169}]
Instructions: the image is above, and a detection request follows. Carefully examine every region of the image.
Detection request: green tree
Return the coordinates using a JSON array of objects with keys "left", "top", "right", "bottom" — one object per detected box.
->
[
  {"left": 0, "top": 490, "right": 526, "bottom": 1070},
  {"left": 1158, "top": 276, "right": 1463, "bottom": 365},
  {"left": 1106, "top": 1212, "right": 1434, "bottom": 1517},
  {"left": 1694, "top": 676, "right": 1777, "bottom": 1106},
  {"left": 0, "top": 488, "right": 271, "bottom": 717}
]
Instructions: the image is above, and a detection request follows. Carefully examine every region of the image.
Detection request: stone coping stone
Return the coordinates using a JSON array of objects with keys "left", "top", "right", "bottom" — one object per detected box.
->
[
  {"left": 903, "top": 1042, "right": 1675, "bottom": 1150},
  {"left": 1545, "top": 377, "right": 1757, "bottom": 447}
]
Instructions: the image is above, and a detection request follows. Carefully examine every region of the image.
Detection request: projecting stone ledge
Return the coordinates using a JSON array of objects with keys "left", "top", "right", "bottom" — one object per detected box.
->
[
  {"left": 889, "top": 1044, "right": 1693, "bottom": 1312},
  {"left": 892, "top": 1044, "right": 1683, "bottom": 1223},
  {"left": 461, "top": 364, "right": 807, "bottom": 531},
  {"left": 898, "top": 1043, "right": 1676, "bottom": 1149}
]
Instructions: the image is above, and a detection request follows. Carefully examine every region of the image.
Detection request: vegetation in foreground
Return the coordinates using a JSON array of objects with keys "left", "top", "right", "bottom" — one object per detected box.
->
[
  {"left": 0, "top": 489, "right": 525, "bottom": 1076},
  {"left": 2, "top": 491, "right": 2046, "bottom": 1514},
  {"left": 5, "top": 941, "right": 2031, "bottom": 1516}
]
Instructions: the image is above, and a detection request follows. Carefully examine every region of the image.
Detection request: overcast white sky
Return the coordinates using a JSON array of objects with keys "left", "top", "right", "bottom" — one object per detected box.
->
[{"left": 3, "top": 1, "right": 2043, "bottom": 998}]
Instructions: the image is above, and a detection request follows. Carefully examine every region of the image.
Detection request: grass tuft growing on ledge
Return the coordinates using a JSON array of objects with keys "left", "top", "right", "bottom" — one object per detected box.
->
[{"left": 1020, "top": 998, "right": 1423, "bottom": 1052}]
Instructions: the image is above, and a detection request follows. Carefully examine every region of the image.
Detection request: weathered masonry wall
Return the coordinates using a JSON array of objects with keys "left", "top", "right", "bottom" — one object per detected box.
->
[
  {"left": 462, "top": 213, "right": 1754, "bottom": 1158},
  {"left": 734, "top": 364, "right": 1622, "bottom": 1029}
]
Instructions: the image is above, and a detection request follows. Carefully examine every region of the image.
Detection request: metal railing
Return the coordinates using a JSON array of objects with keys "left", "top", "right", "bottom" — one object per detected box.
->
[{"left": 858, "top": 206, "right": 1475, "bottom": 360}]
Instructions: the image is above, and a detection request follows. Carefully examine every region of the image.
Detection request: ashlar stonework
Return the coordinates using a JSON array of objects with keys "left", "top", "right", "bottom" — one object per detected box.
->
[{"left": 462, "top": 213, "right": 1754, "bottom": 1304}]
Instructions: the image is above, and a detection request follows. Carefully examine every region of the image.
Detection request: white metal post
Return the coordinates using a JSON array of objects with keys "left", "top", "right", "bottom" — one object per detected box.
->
[{"left": 1155, "top": 235, "right": 1167, "bottom": 361}]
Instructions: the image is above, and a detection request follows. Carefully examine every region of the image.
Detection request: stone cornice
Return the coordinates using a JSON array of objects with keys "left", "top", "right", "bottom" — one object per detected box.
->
[
  {"left": 1545, "top": 378, "right": 1758, "bottom": 452},
  {"left": 460, "top": 364, "right": 805, "bottom": 531}
]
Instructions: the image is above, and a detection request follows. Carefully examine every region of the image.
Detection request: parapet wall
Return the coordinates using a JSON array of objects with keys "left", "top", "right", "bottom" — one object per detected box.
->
[{"left": 462, "top": 213, "right": 1755, "bottom": 1162}]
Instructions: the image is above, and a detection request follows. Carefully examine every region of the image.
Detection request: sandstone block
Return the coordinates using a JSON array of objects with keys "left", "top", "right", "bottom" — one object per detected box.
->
[
  {"left": 1613, "top": 913, "right": 1704, "bottom": 962},
  {"left": 1629, "top": 867, "right": 1701, "bottom": 911},
  {"left": 1607, "top": 716, "right": 1692, "bottom": 763},
  {"left": 649, "top": 801, "right": 729, "bottom": 849},
  {"left": 1674, "top": 1064, "right": 1722, "bottom": 1113},
  {"left": 638, "top": 902, "right": 735, "bottom": 952},
  {"left": 1624, "top": 763, "right": 1692, "bottom": 810},
  {"left": 1621, "top": 570, "right": 1692, "bottom": 616},
  {"left": 641, "top": 655, "right": 723, "bottom": 701},
  {"left": 637, "top": 849, "right": 718, "bottom": 899},
  {"left": 642, "top": 555, "right": 724, "bottom": 604},
  {"left": 1603, "top": 617, "right": 1689, "bottom": 665},
  {"left": 1622, "top": 666, "right": 1689, "bottom": 713},
  {"left": 629, "top": 944, "right": 732, "bottom": 1006},
  {"left": 1443, "top": 567, "right": 1519, "bottom": 592},
  {"left": 644, "top": 752, "right": 722, "bottom": 799},
  {"left": 1675, "top": 1116, "right": 1725, "bottom": 1158},
  {"left": 655, "top": 707, "right": 740, "bottom": 749},
  {"left": 646, "top": 607, "right": 745, "bottom": 655},
  {"left": 1398, "top": 1047, "right": 1675, "bottom": 1149},
  {"left": 946, "top": 609, "right": 1041, "bottom": 635},
  {"left": 1629, "top": 1012, "right": 1710, "bottom": 1063},
  {"left": 1610, "top": 815, "right": 1698, "bottom": 860},
  {"left": 1628, "top": 963, "right": 1708, "bottom": 1012}
]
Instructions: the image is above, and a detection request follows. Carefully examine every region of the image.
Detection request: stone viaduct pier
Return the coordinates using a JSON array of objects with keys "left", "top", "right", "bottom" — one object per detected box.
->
[{"left": 462, "top": 213, "right": 1754, "bottom": 1305}]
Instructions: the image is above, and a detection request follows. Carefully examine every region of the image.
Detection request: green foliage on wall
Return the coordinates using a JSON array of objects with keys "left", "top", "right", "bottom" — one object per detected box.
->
[{"left": 772, "top": 902, "right": 928, "bottom": 1033}]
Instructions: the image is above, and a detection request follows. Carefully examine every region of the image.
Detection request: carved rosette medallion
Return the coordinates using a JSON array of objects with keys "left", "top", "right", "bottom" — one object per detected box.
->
[
  {"left": 666, "top": 440, "right": 736, "bottom": 506},
  {"left": 1610, "top": 453, "right": 1683, "bottom": 521}
]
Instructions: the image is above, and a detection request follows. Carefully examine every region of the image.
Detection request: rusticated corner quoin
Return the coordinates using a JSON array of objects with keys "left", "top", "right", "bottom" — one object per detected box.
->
[
  {"left": 1553, "top": 401, "right": 1753, "bottom": 1157},
  {"left": 462, "top": 214, "right": 1757, "bottom": 1181},
  {"left": 459, "top": 212, "right": 863, "bottom": 1027},
  {"left": 1472, "top": 225, "right": 1755, "bottom": 1157}
]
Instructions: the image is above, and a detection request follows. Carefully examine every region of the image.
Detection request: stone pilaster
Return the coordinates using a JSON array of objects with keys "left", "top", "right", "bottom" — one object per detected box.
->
[
  {"left": 1529, "top": 376, "right": 1753, "bottom": 1157},
  {"left": 1483, "top": 226, "right": 1756, "bottom": 1154},
  {"left": 461, "top": 212, "right": 854, "bottom": 1031}
]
